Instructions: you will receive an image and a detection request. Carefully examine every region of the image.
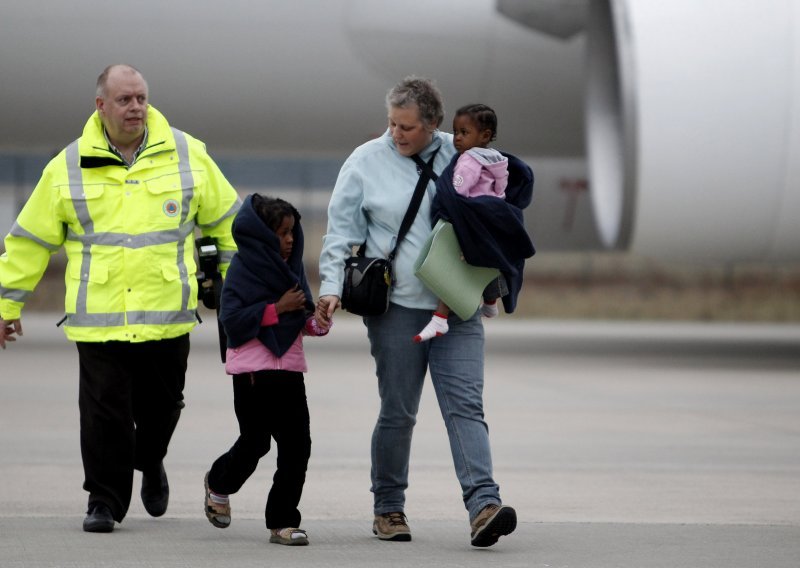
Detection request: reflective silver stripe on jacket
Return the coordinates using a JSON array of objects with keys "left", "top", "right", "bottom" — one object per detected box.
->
[
  {"left": 8, "top": 222, "right": 62, "bottom": 251},
  {"left": 64, "top": 309, "right": 197, "bottom": 327},
  {"left": 66, "top": 141, "right": 93, "bottom": 316},
  {"left": 171, "top": 128, "right": 195, "bottom": 311},
  {"left": 197, "top": 199, "right": 241, "bottom": 229},
  {"left": 0, "top": 286, "right": 32, "bottom": 302},
  {"left": 65, "top": 224, "right": 195, "bottom": 248},
  {"left": 218, "top": 249, "right": 236, "bottom": 264}
]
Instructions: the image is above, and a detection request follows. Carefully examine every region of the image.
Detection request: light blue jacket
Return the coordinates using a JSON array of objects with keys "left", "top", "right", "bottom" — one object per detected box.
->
[{"left": 319, "top": 129, "right": 456, "bottom": 310}]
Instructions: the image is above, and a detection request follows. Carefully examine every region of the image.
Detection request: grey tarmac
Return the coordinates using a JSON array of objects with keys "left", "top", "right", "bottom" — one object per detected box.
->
[{"left": 2, "top": 313, "right": 799, "bottom": 567}]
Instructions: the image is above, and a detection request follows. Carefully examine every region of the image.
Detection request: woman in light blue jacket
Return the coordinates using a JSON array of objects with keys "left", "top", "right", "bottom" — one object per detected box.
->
[{"left": 315, "top": 76, "right": 517, "bottom": 548}]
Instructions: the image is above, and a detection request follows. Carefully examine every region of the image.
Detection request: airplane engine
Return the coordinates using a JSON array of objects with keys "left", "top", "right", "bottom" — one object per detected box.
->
[{"left": 586, "top": 0, "right": 800, "bottom": 262}]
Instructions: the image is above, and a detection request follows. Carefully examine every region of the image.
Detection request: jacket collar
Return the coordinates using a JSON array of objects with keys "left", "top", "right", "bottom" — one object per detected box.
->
[{"left": 78, "top": 105, "right": 174, "bottom": 167}]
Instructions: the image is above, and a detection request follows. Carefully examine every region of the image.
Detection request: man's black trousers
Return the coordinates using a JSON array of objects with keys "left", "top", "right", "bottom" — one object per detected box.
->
[{"left": 76, "top": 334, "right": 190, "bottom": 522}]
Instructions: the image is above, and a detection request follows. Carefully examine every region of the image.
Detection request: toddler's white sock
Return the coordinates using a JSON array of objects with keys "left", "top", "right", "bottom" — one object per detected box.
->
[
  {"left": 481, "top": 301, "right": 499, "bottom": 318},
  {"left": 413, "top": 312, "right": 449, "bottom": 343}
]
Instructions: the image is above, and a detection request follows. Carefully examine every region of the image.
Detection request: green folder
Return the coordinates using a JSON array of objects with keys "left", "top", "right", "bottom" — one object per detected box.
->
[{"left": 414, "top": 219, "right": 500, "bottom": 320}]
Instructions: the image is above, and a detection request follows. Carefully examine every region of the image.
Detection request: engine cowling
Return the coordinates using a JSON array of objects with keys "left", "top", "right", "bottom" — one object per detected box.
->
[{"left": 586, "top": 0, "right": 800, "bottom": 261}]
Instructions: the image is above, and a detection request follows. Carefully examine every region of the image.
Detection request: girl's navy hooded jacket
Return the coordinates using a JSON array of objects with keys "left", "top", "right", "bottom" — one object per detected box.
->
[
  {"left": 430, "top": 152, "right": 535, "bottom": 314},
  {"left": 219, "top": 194, "right": 314, "bottom": 357}
]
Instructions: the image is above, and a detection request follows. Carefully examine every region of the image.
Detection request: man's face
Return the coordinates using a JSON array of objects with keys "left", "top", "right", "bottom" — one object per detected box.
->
[{"left": 96, "top": 68, "right": 148, "bottom": 147}]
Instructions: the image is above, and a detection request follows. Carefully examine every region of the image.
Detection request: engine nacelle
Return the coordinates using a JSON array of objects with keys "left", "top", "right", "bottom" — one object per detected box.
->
[{"left": 586, "top": 0, "right": 800, "bottom": 261}]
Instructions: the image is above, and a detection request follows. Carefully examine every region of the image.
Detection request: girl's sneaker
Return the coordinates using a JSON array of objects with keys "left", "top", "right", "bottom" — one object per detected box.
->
[
  {"left": 204, "top": 472, "right": 231, "bottom": 528},
  {"left": 270, "top": 527, "right": 309, "bottom": 546}
]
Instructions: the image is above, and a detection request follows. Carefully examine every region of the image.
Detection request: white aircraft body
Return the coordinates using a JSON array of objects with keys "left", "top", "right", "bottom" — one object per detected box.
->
[{"left": 0, "top": 0, "right": 798, "bottom": 262}]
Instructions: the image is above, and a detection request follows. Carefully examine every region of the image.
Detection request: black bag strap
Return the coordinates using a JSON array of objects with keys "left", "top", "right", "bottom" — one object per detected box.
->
[
  {"left": 357, "top": 148, "right": 440, "bottom": 260},
  {"left": 411, "top": 153, "right": 439, "bottom": 183},
  {"left": 389, "top": 149, "right": 440, "bottom": 261}
]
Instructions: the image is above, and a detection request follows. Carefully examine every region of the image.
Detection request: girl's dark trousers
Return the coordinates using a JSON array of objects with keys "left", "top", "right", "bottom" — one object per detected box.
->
[{"left": 208, "top": 369, "right": 311, "bottom": 529}]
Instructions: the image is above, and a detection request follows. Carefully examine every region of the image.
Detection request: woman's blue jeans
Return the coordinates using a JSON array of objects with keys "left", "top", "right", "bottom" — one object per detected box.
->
[{"left": 364, "top": 303, "right": 501, "bottom": 521}]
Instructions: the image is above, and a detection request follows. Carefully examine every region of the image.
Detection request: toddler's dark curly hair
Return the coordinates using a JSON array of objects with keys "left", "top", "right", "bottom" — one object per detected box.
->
[{"left": 455, "top": 103, "right": 498, "bottom": 142}]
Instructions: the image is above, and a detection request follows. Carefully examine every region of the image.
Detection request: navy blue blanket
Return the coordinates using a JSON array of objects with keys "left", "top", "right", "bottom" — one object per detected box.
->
[
  {"left": 430, "top": 152, "right": 535, "bottom": 313},
  {"left": 219, "top": 194, "right": 314, "bottom": 357}
]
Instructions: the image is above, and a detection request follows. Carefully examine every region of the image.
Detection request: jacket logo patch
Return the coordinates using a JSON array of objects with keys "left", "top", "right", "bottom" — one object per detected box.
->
[
  {"left": 163, "top": 199, "right": 180, "bottom": 217},
  {"left": 453, "top": 174, "right": 464, "bottom": 188}
]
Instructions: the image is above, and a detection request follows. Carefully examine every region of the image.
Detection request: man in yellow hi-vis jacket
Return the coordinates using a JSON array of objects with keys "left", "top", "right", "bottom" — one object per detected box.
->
[{"left": 0, "top": 64, "right": 241, "bottom": 533}]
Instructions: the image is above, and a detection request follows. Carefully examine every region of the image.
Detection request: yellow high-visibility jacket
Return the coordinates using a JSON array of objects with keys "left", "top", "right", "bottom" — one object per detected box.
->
[{"left": 0, "top": 106, "right": 241, "bottom": 342}]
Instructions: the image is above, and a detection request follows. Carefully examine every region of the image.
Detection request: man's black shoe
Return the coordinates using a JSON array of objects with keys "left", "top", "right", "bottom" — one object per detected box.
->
[
  {"left": 141, "top": 462, "right": 169, "bottom": 517},
  {"left": 83, "top": 502, "right": 114, "bottom": 533}
]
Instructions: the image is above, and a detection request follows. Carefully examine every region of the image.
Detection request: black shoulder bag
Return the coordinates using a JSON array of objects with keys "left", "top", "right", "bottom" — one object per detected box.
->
[{"left": 341, "top": 150, "right": 439, "bottom": 316}]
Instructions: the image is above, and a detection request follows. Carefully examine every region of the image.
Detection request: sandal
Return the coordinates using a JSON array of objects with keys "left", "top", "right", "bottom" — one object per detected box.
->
[
  {"left": 204, "top": 472, "right": 231, "bottom": 528},
  {"left": 269, "top": 527, "right": 309, "bottom": 546}
]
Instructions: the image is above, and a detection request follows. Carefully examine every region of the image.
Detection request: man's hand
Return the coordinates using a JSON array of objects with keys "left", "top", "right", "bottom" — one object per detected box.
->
[
  {"left": 315, "top": 295, "right": 339, "bottom": 331},
  {"left": 0, "top": 318, "right": 23, "bottom": 350}
]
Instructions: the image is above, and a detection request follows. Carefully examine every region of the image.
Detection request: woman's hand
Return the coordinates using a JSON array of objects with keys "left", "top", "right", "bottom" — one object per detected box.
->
[{"left": 315, "top": 295, "right": 339, "bottom": 331}]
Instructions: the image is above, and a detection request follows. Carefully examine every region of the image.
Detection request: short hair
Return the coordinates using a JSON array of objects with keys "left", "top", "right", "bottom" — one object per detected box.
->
[
  {"left": 251, "top": 194, "right": 300, "bottom": 232},
  {"left": 386, "top": 76, "right": 444, "bottom": 129},
  {"left": 96, "top": 64, "right": 146, "bottom": 98},
  {"left": 454, "top": 103, "right": 498, "bottom": 142}
]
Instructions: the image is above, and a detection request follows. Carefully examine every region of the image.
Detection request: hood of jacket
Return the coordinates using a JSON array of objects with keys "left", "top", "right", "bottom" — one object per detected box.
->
[
  {"left": 467, "top": 147, "right": 508, "bottom": 180},
  {"left": 220, "top": 194, "right": 313, "bottom": 357}
]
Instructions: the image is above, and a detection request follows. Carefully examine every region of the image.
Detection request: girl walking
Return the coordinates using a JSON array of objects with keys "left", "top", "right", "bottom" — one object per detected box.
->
[{"left": 204, "top": 194, "right": 330, "bottom": 546}]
